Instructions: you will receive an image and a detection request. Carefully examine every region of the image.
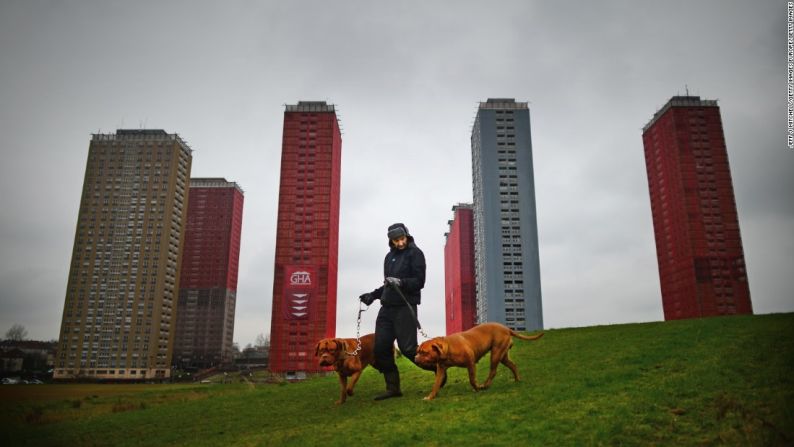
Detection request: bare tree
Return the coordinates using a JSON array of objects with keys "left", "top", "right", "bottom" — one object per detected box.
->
[
  {"left": 255, "top": 333, "right": 269, "bottom": 350},
  {"left": 5, "top": 324, "right": 28, "bottom": 341}
]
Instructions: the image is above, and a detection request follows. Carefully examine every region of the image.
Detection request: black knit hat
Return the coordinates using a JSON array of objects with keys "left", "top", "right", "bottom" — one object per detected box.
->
[{"left": 387, "top": 223, "right": 409, "bottom": 240}]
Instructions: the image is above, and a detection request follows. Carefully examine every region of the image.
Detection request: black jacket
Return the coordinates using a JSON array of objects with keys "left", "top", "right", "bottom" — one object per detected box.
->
[{"left": 371, "top": 237, "right": 426, "bottom": 307}]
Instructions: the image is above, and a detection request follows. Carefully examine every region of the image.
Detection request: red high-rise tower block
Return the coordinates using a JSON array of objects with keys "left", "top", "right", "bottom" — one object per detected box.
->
[
  {"left": 174, "top": 178, "right": 244, "bottom": 369},
  {"left": 444, "top": 204, "right": 477, "bottom": 334},
  {"left": 642, "top": 96, "right": 752, "bottom": 320},
  {"left": 269, "top": 102, "right": 341, "bottom": 377}
]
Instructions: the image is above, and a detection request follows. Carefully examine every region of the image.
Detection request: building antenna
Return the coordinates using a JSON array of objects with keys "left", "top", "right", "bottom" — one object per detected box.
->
[{"left": 685, "top": 84, "right": 690, "bottom": 96}]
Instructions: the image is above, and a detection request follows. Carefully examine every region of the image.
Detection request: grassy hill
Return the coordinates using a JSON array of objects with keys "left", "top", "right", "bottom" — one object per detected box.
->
[{"left": 1, "top": 313, "right": 792, "bottom": 446}]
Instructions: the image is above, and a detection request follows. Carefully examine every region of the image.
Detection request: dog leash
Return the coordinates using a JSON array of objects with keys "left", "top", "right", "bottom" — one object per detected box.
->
[
  {"left": 344, "top": 301, "right": 368, "bottom": 356},
  {"left": 389, "top": 283, "right": 430, "bottom": 339}
]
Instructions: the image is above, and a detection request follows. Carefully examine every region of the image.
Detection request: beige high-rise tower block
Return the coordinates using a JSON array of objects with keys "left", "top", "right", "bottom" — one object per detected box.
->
[{"left": 54, "top": 129, "right": 192, "bottom": 381}]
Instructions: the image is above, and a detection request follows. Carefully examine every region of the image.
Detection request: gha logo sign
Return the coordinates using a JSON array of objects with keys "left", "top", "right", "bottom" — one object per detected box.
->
[{"left": 289, "top": 270, "right": 312, "bottom": 287}]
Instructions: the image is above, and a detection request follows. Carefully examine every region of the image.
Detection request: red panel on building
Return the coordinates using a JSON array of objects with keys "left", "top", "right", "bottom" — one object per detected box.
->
[
  {"left": 444, "top": 204, "right": 476, "bottom": 335},
  {"left": 642, "top": 96, "right": 752, "bottom": 320},
  {"left": 282, "top": 266, "right": 315, "bottom": 320},
  {"left": 269, "top": 102, "right": 341, "bottom": 375},
  {"left": 179, "top": 181, "right": 244, "bottom": 291}
]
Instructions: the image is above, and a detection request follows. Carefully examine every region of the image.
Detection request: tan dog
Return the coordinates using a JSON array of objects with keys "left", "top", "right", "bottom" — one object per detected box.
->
[
  {"left": 414, "top": 322, "right": 544, "bottom": 400},
  {"left": 314, "top": 333, "right": 379, "bottom": 404}
]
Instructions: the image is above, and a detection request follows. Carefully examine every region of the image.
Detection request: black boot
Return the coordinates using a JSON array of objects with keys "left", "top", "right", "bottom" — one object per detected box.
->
[{"left": 374, "top": 370, "right": 402, "bottom": 400}]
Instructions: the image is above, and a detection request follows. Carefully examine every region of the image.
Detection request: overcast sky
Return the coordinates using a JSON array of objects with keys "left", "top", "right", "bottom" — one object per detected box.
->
[{"left": 0, "top": 0, "right": 789, "bottom": 347}]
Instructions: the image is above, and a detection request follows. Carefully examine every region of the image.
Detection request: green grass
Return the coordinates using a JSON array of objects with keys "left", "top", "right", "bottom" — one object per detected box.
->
[{"left": 1, "top": 313, "right": 792, "bottom": 446}]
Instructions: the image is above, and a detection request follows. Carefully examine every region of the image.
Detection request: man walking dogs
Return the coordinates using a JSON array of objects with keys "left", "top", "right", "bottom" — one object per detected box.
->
[{"left": 359, "top": 223, "right": 426, "bottom": 400}]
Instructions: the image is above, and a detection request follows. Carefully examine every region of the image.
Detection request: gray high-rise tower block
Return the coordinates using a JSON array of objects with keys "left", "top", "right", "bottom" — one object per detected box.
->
[{"left": 471, "top": 98, "right": 543, "bottom": 331}]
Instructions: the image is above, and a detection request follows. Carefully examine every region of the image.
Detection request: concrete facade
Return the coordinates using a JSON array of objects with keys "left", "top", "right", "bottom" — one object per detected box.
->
[{"left": 471, "top": 99, "right": 543, "bottom": 331}]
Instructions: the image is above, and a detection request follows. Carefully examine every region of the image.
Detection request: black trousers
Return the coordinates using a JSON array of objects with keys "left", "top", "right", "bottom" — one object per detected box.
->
[{"left": 374, "top": 304, "right": 419, "bottom": 373}]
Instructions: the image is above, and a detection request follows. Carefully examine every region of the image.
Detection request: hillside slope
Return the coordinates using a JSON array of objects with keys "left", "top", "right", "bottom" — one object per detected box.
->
[{"left": 2, "top": 313, "right": 792, "bottom": 446}]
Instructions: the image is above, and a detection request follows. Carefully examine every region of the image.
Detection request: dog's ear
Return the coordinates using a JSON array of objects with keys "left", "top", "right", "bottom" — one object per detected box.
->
[
  {"left": 432, "top": 340, "right": 446, "bottom": 360},
  {"left": 314, "top": 341, "right": 322, "bottom": 357},
  {"left": 335, "top": 339, "right": 346, "bottom": 353}
]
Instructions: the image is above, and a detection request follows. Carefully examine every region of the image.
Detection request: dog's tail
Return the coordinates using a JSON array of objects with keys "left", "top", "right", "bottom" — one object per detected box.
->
[{"left": 511, "top": 331, "right": 544, "bottom": 341}]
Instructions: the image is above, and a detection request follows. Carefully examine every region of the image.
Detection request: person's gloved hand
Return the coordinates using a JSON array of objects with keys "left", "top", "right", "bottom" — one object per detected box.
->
[
  {"left": 359, "top": 293, "right": 376, "bottom": 306},
  {"left": 384, "top": 277, "right": 402, "bottom": 287}
]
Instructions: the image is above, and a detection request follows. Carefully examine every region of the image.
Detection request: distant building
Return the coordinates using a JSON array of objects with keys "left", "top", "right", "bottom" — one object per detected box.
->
[
  {"left": 173, "top": 178, "right": 244, "bottom": 369},
  {"left": 268, "top": 101, "right": 342, "bottom": 378},
  {"left": 54, "top": 129, "right": 192, "bottom": 380},
  {"left": 235, "top": 346, "right": 269, "bottom": 369},
  {"left": 0, "top": 340, "right": 57, "bottom": 374},
  {"left": 642, "top": 96, "right": 752, "bottom": 320},
  {"left": 0, "top": 350, "right": 24, "bottom": 374},
  {"left": 444, "top": 204, "right": 476, "bottom": 335},
  {"left": 471, "top": 99, "right": 543, "bottom": 331}
]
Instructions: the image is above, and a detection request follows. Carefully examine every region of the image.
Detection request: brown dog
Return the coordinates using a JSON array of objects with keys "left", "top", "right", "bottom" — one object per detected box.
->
[
  {"left": 314, "top": 333, "right": 380, "bottom": 404},
  {"left": 414, "top": 322, "right": 543, "bottom": 400}
]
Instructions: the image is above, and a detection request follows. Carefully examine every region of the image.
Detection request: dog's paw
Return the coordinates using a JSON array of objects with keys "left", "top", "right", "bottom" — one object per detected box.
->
[
  {"left": 335, "top": 399, "right": 344, "bottom": 405},
  {"left": 423, "top": 395, "right": 435, "bottom": 401}
]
